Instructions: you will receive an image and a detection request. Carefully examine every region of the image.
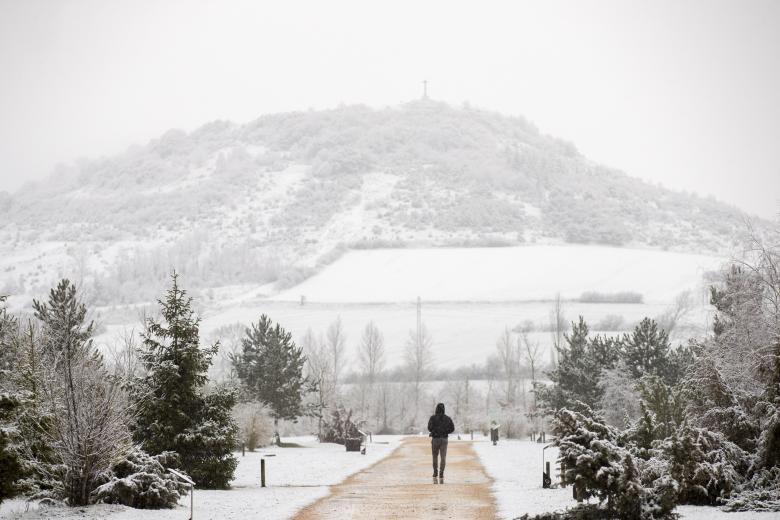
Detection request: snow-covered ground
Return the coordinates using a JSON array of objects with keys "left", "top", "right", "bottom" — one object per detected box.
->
[
  {"left": 0, "top": 436, "right": 402, "bottom": 520},
  {"left": 474, "top": 438, "right": 779, "bottom": 520},
  {"left": 273, "top": 245, "right": 724, "bottom": 304},
  {"left": 196, "top": 299, "right": 709, "bottom": 371},
  {"left": 475, "top": 438, "right": 573, "bottom": 519}
]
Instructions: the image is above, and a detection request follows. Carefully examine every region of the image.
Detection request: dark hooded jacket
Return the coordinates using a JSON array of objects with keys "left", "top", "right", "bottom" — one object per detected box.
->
[{"left": 428, "top": 403, "right": 455, "bottom": 439}]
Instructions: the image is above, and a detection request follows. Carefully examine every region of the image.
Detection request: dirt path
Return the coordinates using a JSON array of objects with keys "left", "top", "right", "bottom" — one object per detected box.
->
[{"left": 293, "top": 437, "right": 496, "bottom": 519}]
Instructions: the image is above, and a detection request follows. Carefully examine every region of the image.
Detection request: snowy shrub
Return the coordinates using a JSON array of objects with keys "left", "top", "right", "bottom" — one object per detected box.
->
[
  {"left": 722, "top": 467, "right": 780, "bottom": 512},
  {"left": 656, "top": 424, "right": 746, "bottom": 505},
  {"left": 553, "top": 407, "right": 677, "bottom": 519},
  {"left": 92, "top": 448, "right": 188, "bottom": 509},
  {"left": 321, "top": 406, "right": 361, "bottom": 444}
]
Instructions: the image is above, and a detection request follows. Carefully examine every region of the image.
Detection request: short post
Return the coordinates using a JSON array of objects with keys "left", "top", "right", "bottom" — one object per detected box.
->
[
  {"left": 261, "top": 458, "right": 266, "bottom": 487},
  {"left": 242, "top": 443, "right": 245, "bottom": 457},
  {"left": 542, "top": 443, "right": 553, "bottom": 488}
]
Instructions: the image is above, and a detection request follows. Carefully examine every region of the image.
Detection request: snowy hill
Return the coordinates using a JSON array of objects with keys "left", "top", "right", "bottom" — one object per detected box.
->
[
  {"left": 0, "top": 100, "right": 760, "bottom": 307},
  {"left": 272, "top": 245, "right": 722, "bottom": 304}
]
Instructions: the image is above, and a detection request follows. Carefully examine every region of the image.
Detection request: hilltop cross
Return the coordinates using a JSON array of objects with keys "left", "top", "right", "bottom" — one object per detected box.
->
[{"left": 422, "top": 79, "right": 428, "bottom": 99}]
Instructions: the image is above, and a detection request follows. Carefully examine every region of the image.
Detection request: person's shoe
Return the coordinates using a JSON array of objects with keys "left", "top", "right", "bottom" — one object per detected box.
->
[
  {"left": 438, "top": 476, "right": 444, "bottom": 484},
  {"left": 433, "top": 476, "right": 438, "bottom": 484}
]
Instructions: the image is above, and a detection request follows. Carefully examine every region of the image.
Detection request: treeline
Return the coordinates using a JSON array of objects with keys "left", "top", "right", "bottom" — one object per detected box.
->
[
  {"left": 0, "top": 274, "right": 318, "bottom": 510},
  {"left": 527, "top": 231, "right": 780, "bottom": 519}
]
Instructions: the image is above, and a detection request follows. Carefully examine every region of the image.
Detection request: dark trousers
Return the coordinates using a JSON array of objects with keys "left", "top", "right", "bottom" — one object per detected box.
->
[{"left": 431, "top": 437, "right": 449, "bottom": 476}]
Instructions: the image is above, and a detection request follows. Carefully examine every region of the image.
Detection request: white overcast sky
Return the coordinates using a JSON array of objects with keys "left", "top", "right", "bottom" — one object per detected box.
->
[{"left": 1, "top": 0, "right": 778, "bottom": 218}]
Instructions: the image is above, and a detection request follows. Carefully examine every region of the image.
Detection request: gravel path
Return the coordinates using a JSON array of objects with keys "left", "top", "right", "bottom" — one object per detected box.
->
[{"left": 294, "top": 436, "right": 496, "bottom": 519}]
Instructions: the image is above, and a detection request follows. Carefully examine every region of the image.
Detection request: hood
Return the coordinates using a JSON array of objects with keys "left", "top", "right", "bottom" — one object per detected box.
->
[{"left": 435, "top": 403, "right": 445, "bottom": 415}]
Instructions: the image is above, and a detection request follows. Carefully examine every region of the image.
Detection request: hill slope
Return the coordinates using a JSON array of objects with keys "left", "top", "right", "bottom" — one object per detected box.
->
[{"left": 0, "top": 100, "right": 760, "bottom": 305}]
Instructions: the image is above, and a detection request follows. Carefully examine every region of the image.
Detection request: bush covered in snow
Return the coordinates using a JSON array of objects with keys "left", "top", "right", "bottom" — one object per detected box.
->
[
  {"left": 541, "top": 230, "right": 780, "bottom": 516},
  {"left": 92, "top": 448, "right": 189, "bottom": 509},
  {"left": 722, "top": 467, "right": 780, "bottom": 512}
]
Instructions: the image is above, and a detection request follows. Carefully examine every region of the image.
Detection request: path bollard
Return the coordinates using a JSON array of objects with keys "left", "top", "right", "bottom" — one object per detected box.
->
[
  {"left": 261, "top": 458, "right": 266, "bottom": 487},
  {"left": 242, "top": 443, "right": 245, "bottom": 457}
]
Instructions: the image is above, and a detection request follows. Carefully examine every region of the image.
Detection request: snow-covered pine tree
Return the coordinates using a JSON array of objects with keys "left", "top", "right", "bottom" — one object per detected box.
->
[
  {"left": 539, "top": 317, "right": 621, "bottom": 412},
  {"left": 657, "top": 423, "right": 746, "bottom": 505},
  {"left": 92, "top": 447, "right": 188, "bottom": 508},
  {"left": 539, "top": 318, "right": 600, "bottom": 411},
  {"left": 553, "top": 406, "right": 624, "bottom": 504},
  {"left": 32, "top": 280, "right": 132, "bottom": 506},
  {"left": 0, "top": 390, "right": 24, "bottom": 504},
  {"left": 232, "top": 314, "right": 309, "bottom": 442},
  {"left": 1, "top": 312, "right": 58, "bottom": 500},
  {"left": 0, "top": 297, "right": 25, "bottom": 503},
  {"left": 621, "top": 318, "right": 671, "bottom": 381},
  {"left": 133, "top": 273, "right": 238, "bottom": 489}
]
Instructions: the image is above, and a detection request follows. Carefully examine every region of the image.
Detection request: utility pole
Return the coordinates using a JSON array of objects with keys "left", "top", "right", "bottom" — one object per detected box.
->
[{"left": 416, "top": 296, "right": 422, "bottom": 350}]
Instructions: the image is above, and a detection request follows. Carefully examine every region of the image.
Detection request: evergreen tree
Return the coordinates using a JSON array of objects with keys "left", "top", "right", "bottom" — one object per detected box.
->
[
  {"left": 0, "top": 394, "right": 24, "bottom": 504},
  {"left": 133, "top": 273, "right": 238, "bottom": 489},
  {"left": 0, "top": 297, "right": 24, "bottom": 504},
  {"left": 540, "top": 317, "right": 619, "bottom": 411},
  {"left": 232, "top": 315, "right": 309, "bottom": 440},
  {"left": 621, "top": 318, "right": 670, "bottom": 381}
]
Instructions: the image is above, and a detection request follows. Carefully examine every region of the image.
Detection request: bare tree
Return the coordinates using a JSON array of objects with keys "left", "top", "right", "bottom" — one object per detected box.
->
[
  {"left": 496, "top": 327, "right": 517, "bottom": 406},
  {"left": 26, "top": 280, "right": 133, "bottom": 505},
  {"left": 105, "top": 327, "right": 141, "bottom": 381},
  {"left": 302, "top": 328, "right": 334, "bottom": 440},
  {"left": 36, "top": 350, "right": 132, "bottom": 505},
  {"left": 519, "top": 320, "right": 541, "bottom": 411},
  {"left": 358, "top": 321, "right": 385, "bottom": 385},
  {"left": 549, "top": 293, "right": 566, "bottom": 366},
  {"left": 656, "top": 290, "right": 695, "bottom": 337},
  {"left": 357, "top": 321, "right": 385, "bottom": 419},
  {"left": 325, "top": 316, "right": 346, "bottom": 389},
  {"left": 404, "top": 323, "right": 433, "bottom": 425}
]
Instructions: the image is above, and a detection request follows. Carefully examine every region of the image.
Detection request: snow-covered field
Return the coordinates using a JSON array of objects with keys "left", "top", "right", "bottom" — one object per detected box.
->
[
  {"left": 194, "top": 299, "right": 709, "bottom": 371},
  {"left": 0, "top": 436, "right": 402, "bottom": 520},
  {"left": 474, "top": 438, "right": 779, "bottom": 520},
  {"left": 273, "top": 245, "right": 724, "bottom": 304}
]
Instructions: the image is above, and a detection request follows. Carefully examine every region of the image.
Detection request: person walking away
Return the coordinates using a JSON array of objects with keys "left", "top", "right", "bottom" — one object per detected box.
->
[
  {"left": 428, "top": 402, "right": 455, "bottom": 484},
  {"left": 490, "top": 420, "right": 500, "bottom": 446}
]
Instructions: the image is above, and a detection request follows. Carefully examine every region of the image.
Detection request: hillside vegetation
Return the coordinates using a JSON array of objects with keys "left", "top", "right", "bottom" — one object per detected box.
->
[{"left": 0, "top": 101, "right": 760, "bottom": 305}]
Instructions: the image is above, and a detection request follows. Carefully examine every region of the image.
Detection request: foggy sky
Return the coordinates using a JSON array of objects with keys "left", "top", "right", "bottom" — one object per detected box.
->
[{"left": 1, "top": 0, "right": 778, "bottom": 218}]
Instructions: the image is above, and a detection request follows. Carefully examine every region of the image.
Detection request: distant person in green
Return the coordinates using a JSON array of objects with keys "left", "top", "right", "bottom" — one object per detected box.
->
[{"left": 428, "top": 402, "right": 455, "bottom": 484}]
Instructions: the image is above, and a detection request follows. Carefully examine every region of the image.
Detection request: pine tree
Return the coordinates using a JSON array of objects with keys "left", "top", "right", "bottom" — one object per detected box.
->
[
  {"left": 0, "top": 297, "right": 24, "bottom": 504},
  {"left": 32, "top": 280, "right": 131, "bottom": 506},
  {"left": 621, "top": 318, "right": 670, "bottom": 381},
  {"left": 0, "top": 393, "right": 24, "bottom": 504},
  {"left": 133, "top": 273, "right": 238, "bottom": 489},
  {"left": 553, "top": 406, "right": 623, "bottom": 504},
  {"left": 232, "top": 315, "right": 309, "bottom": 441},
  {"left": 539, "top": 317, "right": 619, "bottom": 411}
]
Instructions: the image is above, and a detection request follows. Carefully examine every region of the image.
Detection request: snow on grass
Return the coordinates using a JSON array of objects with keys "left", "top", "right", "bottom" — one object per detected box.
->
[
  {"left": 1, "top": 436, "right": 402, "bottom": 520},
  {"left": 474, "top": 438, "right": 780, "bottom": 520},
  {"left": 272, "top": 245, "right": 723, "bottom": 304},
  {"left": 474, "top": 438, "right": 574, "bottom": 519}
]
